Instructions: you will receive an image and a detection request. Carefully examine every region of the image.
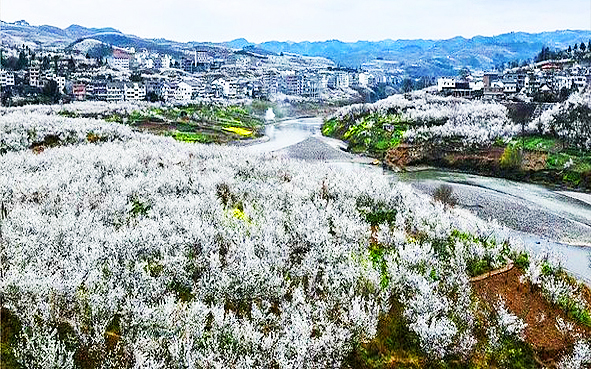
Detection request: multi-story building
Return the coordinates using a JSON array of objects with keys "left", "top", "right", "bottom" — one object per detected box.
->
[
  {"left": 182, "top": 58, "right": 195, "bottom": 73},
  {"left": 188, "top": 78, "right": 208, "bottom": 99},
  {"left": 572, "top": 75, "right": 589, "bottom": 91},
  {"left": 162, "top": 81, "right": 178, "bottom": 102},
  {"left": 89, "top": 82, "right": 108, "bottom": 101},
  {"left": 45, "top": 74, "right": 66, "bottom": 93},
  {"left": 334, "top": 72, "right": 349, "bottom": 89},
  {"left": 0, "top": 70, "right": 15, "bottom": 87},
  {"left": 224, "top": 79, "right": 239, "bottom": 98},
  {"left": 124, "top": 82, "right": 146, "bottom": 101},
  {"left": 262, "top": 70, "right": 278, "bottom": 95},
  {"left": 437, "top": 78, "right": 457, "bottom": 91},
  {"left": 284, "top": 73, "right": 300, "bottom": 95},
  {"left": 358, "top": 72, "right": 369, "bottom": 88},
  {"left": 145, "top": 77, "right": 165, "bottom": 98},
  {"left": 108, "top": 49, "right": 132, "bottom": 71},
  {"left": 109, "top": 57, "right": 130, "bottom": 70},
  {"left": 107, "top": 83, "right": 125, "bottom": 102},
  {"left": 161, "top": 55, "right": 172, "bottom": 69},
  {"left": 502, "top": 79, "right": 518, "bottom": 94},
  {"left": 29, "top": 67, "right": 41, "bottom": 87},
  {"left": 299, "top": 73, "right": 321, "bottom": 98}
]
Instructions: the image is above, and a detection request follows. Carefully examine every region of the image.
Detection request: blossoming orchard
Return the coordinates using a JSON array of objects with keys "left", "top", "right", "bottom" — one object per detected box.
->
[{"left": 1, "top": 101, "right": 590, "bottom": 367}]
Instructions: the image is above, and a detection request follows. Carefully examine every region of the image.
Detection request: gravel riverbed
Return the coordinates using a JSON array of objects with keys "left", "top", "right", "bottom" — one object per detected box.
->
[{"left": 411, "top": 180, "right": 591, "bottom": 246}]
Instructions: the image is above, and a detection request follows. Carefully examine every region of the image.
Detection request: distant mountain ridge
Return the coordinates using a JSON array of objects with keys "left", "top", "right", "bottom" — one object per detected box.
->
[
  {"left": 1, "top": 20, "right": 125, "bottom": 46},
  {"left": 255, "top": 30, "right": 591, "bottom": 70},
  {"left": 2, "top": 20, "right": 589, "bottom": 75}
]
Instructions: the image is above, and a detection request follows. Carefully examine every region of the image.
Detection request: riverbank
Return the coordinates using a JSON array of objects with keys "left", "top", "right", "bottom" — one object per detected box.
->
[
  {"left": 321, "top": 91, "right": 591, "bottom": 193},
  {"left": 385, "top": 142, "right": 591, "bottom": 192}
]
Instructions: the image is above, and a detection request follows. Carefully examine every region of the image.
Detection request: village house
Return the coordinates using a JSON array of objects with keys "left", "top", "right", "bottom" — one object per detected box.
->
[
  {"left": 108, "top": 49, "right": 132, "bottom": 71},
  {"left": 72, "top": 83, "right": 87, "bottom": 101},
  {"left": 174, "top": 81, "right": 193, "bottom": 101}
]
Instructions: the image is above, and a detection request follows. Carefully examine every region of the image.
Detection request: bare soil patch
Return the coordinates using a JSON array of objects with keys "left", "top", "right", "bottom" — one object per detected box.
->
[{"left": 472, "top": 268, "right": 590, "bottom": 365}]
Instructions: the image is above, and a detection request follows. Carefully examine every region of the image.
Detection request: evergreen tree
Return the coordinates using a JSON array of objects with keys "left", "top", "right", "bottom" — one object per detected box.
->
[
  {"left": 41, "top": 55, "right": 50, "bottom": 70},
  {"left": 400, "top": 78, "right": 414, "bottom": 93},
  {"left": 581, "top": 42, "right": 587, "bottom": 53},
  {"left": 17, "top": 50, "right": 28, "bottom": 70},
  {"left": 52, "top": 55, "right": 59, "bottom": 73},
  {"left": 42, "top": 79, "right": 61, "bottom": 104}
]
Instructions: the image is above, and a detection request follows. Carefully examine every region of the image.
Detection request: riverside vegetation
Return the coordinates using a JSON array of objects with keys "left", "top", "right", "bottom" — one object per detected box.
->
[
  {"left": 323, "top": 91, "right": 591, "bottom": 190},
  {"left": 1, "top": 104, "right": 591, "bottom": 368},
  {"left": 1, "top": 100, "right": 266, "bottom": 145}
]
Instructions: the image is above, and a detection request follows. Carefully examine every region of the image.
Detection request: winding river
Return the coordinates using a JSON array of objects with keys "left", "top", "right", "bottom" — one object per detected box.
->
[{"left": 244, "top": 117, "right": 591, "bottom": 282}]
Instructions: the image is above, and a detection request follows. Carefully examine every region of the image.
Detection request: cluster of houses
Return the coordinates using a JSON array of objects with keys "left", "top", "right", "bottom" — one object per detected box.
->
[
  {"left": 437, "top": 60, "right": 591, "bottom": 100},
  {"left": 1, "top": 44, "right": 396, "bottom": 104},
  {"left": 6, "top": 40, "right": 587, "bottom": 105}
]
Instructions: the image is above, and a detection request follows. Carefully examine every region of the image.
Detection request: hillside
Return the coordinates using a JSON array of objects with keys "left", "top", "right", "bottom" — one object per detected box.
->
[{"left": 1, "top": 102, "right": 591, "bottom": 368}]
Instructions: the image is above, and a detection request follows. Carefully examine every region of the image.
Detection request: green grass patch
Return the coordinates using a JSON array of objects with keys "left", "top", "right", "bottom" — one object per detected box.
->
[
  {"left": 323, "top": 113, "right": 407, "bottom": 157},
  {"left": 368, "top": 244, "right": 390, "bottom": 289},
  {"left": 58, "top": 110, "right": 79, "bottom": 118},
  {"left": 514, "top": 253, "right": 530, "bottom": 270},
  {"left": 321, "top": 118, "right": 340, "bottom": 137},
  {"left": 364, "top": 210, "right": 397, "bottom": 227},
  {"left": 550, "top": 271, "right": 591, "bottom": 327},
  {"left": 343, "top": 299, "right": 424, "bottom": 369},
  {"left": 448, "top": 230, "right": 504, "bottom": 277},
  {"left": 489, "top": 336, "right": 538, "bottom": 369},
  {"left": 512, "top": 136, "right": 558, "bottom": 152},
  {"left": 558, "top": 296, "right": 591, "bottom": 327},
  {"left": 104, "top": 113, "right": 124, "bottom": 124},
  {"left": 129, "top": 197, "right": 151, "bottom": 218},
  {"left": 1, "top": 308, "right": 22, "bottom": 369},
  {"left": 547, "top": 152, "right": 591, "bottom": 173},
  {"left": 172, "top": 132, "right": 212, "bottom": 143},
  {"left": 127, "top": 110, "right": 150, "bottom": 125}
]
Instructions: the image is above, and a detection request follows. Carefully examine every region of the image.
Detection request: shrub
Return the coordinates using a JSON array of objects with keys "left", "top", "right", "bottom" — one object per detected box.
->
[
  {"left": 432, "top": 184, "right": 457, "bottom": 207},
  {"left": 500, "top": 146, "right": 523, "bottom": 170},
  {"left": 514, "top": 253, "right": 530, "bottom": 270}
]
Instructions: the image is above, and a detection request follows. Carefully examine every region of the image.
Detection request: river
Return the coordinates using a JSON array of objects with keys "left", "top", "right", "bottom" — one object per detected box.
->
[{"left": 244, "top": 117, "right": 591, "bottom": 282}]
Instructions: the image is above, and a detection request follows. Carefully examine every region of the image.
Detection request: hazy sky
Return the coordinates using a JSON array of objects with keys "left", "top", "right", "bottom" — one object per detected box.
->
[{"left": 2, "top": 0, "right": 590, "bottom": 43}]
